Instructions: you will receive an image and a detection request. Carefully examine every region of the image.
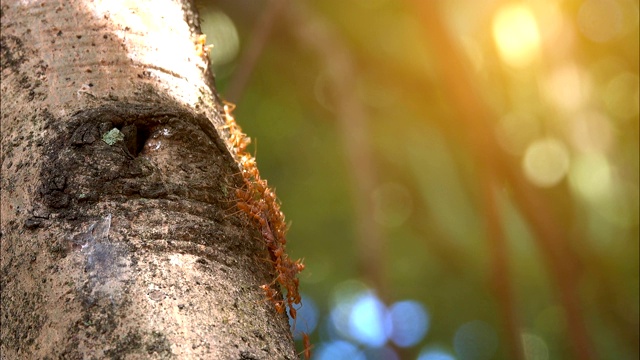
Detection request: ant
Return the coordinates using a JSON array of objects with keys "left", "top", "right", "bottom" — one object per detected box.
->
[
  {"left": 301, "top": 332, "right": 312, "bottom": 360},
  {"left": 195, "top": 34, "right": 213, "bottom": 57},
  {"left": 294, "top": 327, "right": 313, "bottom": 359}
]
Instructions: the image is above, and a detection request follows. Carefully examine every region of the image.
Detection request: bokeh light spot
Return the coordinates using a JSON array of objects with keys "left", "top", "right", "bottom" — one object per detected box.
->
[
  {"left": 578, "top": 0, "right": 623, "bottom": 43},
  {"left": 543, "top": 64, "right": 591, "bottom": 112},
  {"left": 329, "top": 281, "right": 367, "bottom": 340},
  {"left": 315, "top": 340, "right": 366, "bottom": 360},
  {"left": 198, "top": 8, "right": 239, "bottom": 66},
  {"left": 492, "top": 3, "right": 541, "bottom": 68},
  {"left": 418, "top": 347, "right": 456, "bottom": 360},
  {"left": 388, "top": 300, "right": 430, "bottom": 347},
  {"left": 523, "top": 138, "right": 570, "bottom": 188},
  {"left": 348, "top": 292, "right": 389, "bottom": 347},
  {"left": 569, "top": 111, "right": 613, "bottom": 153},
  {"left": 569, "top": 153, "right": 612, "bottom": 201},
  {"left": 521, "top": 332, "right": 550, "bottom": 360},
  {"left": 289, "top": 294, "right": 319, "bottom": 339},
  {"left": 331, "top": 280, "right": 370, "bottom": 307},
  {"left": 329, "top": 282, "right": 390, "bottom": 344},
  {"left": 453, "top": 320, "right": 499, "bottom": 360}
]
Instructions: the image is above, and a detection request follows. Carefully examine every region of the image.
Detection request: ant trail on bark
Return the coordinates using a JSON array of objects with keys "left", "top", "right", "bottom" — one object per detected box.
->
[{"left": 221, "top": 100, "right": 305, "bottom": 334}]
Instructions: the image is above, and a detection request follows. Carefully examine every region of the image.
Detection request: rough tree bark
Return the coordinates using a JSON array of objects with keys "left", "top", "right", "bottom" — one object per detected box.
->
[{"left": 1, "top": 1, "right": 296, "bottom": 358}]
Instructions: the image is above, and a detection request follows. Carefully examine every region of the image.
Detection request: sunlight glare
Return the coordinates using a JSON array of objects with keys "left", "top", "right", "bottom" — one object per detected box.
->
[
  {"left": 89, "top": 0, "right": 210, "bottom": 107},
  {"left": 492, "top": 3, "right": 541, "bottom": 68}
]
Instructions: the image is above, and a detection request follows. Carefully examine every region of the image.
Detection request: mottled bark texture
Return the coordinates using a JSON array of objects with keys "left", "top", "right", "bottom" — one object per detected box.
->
[{"left": 1, "top": 1, "right": 295, "bottom": 358}]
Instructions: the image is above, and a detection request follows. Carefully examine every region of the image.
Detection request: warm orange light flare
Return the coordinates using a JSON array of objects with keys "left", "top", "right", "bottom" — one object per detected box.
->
[{"left": 492, "top": 3, "right": 541, "bottom": 68}]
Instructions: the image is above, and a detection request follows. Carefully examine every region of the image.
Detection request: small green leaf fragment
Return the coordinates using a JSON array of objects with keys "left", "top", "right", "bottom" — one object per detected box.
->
[{"left": 102, "top": 128, "right": 124, "bottom": 145}]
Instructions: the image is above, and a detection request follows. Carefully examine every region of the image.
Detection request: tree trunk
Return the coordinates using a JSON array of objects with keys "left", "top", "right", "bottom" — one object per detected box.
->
[{"left": 1, "top": 1, "right": 296, "bottom": 358}]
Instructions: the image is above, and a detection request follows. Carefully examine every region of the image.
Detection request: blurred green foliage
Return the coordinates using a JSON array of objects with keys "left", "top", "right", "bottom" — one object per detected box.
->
[{"left": 198, "top": 0, "right": 638, "bottom": 358}]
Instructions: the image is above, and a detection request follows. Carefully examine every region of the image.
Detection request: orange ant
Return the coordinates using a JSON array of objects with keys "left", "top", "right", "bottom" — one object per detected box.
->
[
  {"left": 302, "top": 332, "right": 312, "bottom": 360},
  {"left": 223, "top": 100, "right": 236, "bottom": 114},
  {"left": 294, "top": 331, "right": 313, "bottom": 360},
  {"left": 274, "top": 302, "right": 286, "bottom": 314},
  {"left": 195, "top": 34, "right": 213, "bottom": 57},
  {"left": 260, "top": 284, "right": 286, "bottom": 315},
  {"left": 259, "top": 284, "right": 275, "bottom": 299}
]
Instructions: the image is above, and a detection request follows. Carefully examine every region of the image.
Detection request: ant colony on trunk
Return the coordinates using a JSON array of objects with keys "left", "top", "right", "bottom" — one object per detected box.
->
[{"left": 220, "top": 101, "right": 310, "bottom": 357}]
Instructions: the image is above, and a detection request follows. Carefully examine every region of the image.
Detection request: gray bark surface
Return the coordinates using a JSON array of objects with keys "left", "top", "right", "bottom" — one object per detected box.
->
[{"left": 1, "top": 1, "right": 295, "bottom": 358}]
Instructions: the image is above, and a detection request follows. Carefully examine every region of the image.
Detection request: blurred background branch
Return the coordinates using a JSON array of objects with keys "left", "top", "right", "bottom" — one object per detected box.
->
[
  {"left": 284, "top": 1, "right": 388, "bottom": 299},
  {"left": 407, "top": 1, "right": 593, "bottom": 358},
  {"left": 225, "top": 0, "right": 289, "bottom": 103}
]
